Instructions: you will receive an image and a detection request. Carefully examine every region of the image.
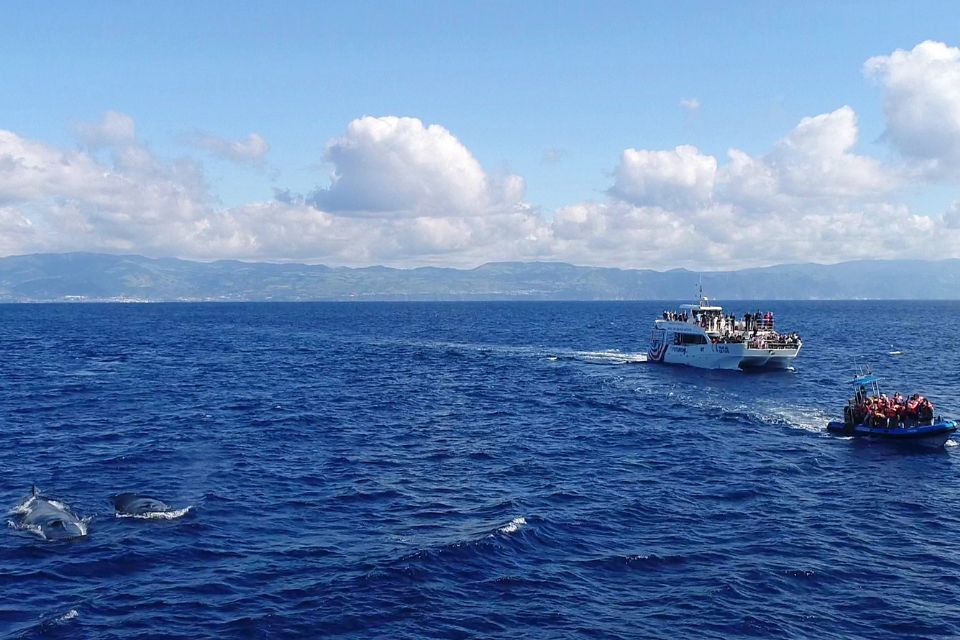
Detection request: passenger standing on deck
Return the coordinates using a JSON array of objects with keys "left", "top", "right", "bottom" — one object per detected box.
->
[{"left": 855, "top": 385, "right": 867, "bottom": 405}]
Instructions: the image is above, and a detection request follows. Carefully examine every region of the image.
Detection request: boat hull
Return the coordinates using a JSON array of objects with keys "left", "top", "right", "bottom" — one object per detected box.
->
[
  {"left": 648, "top": 342, "right": 801, "bottom": 370},
  {"left": 826, "top": 420, "right": 958, "bottom": 448}
]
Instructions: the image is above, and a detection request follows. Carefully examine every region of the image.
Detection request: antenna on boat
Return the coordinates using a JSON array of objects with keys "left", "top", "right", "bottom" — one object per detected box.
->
[{"left": 697, "top": 274, "right": 706, "bottom": 305}]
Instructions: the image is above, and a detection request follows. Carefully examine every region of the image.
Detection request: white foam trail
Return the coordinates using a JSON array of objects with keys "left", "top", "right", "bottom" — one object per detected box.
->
[
  {"left": 498, "top": 516, "right": 526, "bottom": 534},
  {"left": 946, "top": 439, "right": 957, "bottom": 448},
  {"left": 764, "top": 406, "right": 834, "bottom": 433},
  {"left": 571, "top": 350, "right": 648, "bottom": 364},
  {"left": 365, "top": 336, "right": 652, "bottom": 367},
  {"left": 116, "top": 506, "right": 191, "bottom": 520}
]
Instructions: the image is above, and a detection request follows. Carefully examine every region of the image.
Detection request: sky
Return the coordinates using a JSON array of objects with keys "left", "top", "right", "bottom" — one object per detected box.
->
[{"left": 3, "top": 1, "right": 960, "bottom": 270}]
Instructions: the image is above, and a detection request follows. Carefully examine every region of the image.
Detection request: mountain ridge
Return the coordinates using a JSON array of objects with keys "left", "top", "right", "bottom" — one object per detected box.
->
[{"left": 1, "top": 252, "right": 959, "bottom": 301}]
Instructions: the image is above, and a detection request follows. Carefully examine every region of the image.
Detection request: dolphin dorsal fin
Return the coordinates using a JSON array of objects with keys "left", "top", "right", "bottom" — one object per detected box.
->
[{"left": 31, "top": 485, "right": 38, "bottom": 497}]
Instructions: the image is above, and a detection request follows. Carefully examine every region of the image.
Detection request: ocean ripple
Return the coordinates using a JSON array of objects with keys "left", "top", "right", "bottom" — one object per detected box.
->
[{"left": 2, "top": 301, "right": 960, "bottom": 638}]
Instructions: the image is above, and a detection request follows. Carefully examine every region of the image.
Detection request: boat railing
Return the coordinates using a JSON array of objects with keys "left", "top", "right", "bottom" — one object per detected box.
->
[
  {"left": 712, "top": 333, "right": 801, "bottom": 349},
  {"left": 757, "top": 338, "right": 802, "bottom": 350}
]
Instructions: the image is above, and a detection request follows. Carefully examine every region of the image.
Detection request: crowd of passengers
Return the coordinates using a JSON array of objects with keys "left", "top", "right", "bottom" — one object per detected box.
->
[
  {"left": 714, "top": 332, "right": 802, "bottom": 348},
  {"left": 845, "top": 386, "right": 936, "bottom": 428},
  {"left": 660, "top": 309, "right": 802, "bottom": 347},
  {"left": 662, "top": 310, "right": 777, "bottom": 331}
]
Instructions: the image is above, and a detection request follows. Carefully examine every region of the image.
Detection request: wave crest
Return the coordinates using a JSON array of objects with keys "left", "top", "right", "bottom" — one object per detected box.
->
[{"left": 498, "top": 516, "right": 526, "bottom": 534}]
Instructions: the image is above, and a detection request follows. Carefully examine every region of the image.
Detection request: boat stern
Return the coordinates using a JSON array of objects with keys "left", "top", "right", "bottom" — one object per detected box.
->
[{"left": 738, "top": 346, "right": 801, "bottom": 370}]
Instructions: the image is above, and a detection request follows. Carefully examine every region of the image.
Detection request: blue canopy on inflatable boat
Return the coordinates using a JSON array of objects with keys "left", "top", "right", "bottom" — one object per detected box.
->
[{"left": 852, "top": 374, "right": 881, "bottom": 386}]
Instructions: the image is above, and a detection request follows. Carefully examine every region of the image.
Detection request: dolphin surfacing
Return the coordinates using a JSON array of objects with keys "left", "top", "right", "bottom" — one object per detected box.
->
[
  {"left": 10, "top": 487, "right": 87, "bottom": 541},
  {"left": 111, "top": 493, "right": 190, "bottom": 519}
]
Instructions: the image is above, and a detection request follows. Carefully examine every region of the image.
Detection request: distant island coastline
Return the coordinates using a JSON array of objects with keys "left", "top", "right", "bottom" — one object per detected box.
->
[{"left": 2, "top": 253, "right": 960, "bottom": 302}]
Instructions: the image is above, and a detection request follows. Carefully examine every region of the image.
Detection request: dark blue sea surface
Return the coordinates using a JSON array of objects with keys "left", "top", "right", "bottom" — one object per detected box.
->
[{"left": 2, "top": 301, "right": 960, "bottom": 639}]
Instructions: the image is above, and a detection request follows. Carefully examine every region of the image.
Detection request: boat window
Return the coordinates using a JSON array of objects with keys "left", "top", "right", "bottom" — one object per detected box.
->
[{"left": 674, "top": 333, "right": 707, "bottom": 345}]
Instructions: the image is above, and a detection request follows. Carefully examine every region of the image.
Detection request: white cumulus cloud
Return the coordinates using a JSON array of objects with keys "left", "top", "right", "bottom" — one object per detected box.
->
[
  {"left": 611, "top": 145, "right": 717, "bottom": 209},
  {"left": 189, "top": 131, "right": 270, "bottom": 165},
  {"left": 866, "top": 40, "right": 960, "bottom": 176},
  {"left": 5, "top": 67, "right": 960, "bottom": 272},
  {"left": 0, "top": 113, "right": 543, "bottom": 266},
  {"left": 310, "top": 116, "right": 524, "bottom": 217},
  {"left": 0, "top": 114, "right": 212, "bottom": 256},
  {"left": 75, "top": 111, "right": 137, "bottom": 150},
  {"left": 944, "top": 201, "right": 960, "bottom": 228},
  {"left": 594, "top": 104, "right": 949, "bottom": 268},
  {"left": 722, "top": 106, "right": 894, "bottom": 207}
]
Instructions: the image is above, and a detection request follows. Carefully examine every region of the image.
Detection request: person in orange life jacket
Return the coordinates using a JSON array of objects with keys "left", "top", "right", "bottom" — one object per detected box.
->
[
  {"left": 904, "top": 394, "right": 920, "bottom": 426},
  {"left": 884, "top": 401, "right": 901, "bottom": 427},
  {"left": 871, "top": 395, "right": 888, "bottom": 427},
  {"left": 864, "top": 396, "right": 880, "bottom": 425}
]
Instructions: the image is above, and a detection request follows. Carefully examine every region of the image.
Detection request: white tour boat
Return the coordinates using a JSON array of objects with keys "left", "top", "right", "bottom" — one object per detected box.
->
[{"left": 647, "top": 292, "right": 802, "bottom": 370}]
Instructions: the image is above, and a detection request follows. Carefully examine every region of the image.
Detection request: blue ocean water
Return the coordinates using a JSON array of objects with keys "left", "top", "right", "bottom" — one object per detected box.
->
[{"left": 2, "top": 301, "right": 960, "bottom": 639}]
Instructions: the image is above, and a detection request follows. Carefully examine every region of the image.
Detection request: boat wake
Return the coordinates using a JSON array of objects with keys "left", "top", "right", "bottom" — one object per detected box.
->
[
  {"left": 633, "top": 382, "right": 832, "bottom": 436},
  {"left": 361, "top": 336, "right": 648, "bottom": 366},
  {"left": 762, "top": 406, "right": 835, "bottom": 434},
  {"left": 550, "top": 349, "right": 648, "bottom": 365}
]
